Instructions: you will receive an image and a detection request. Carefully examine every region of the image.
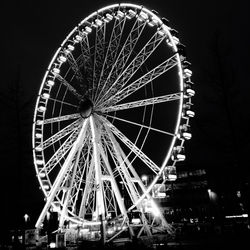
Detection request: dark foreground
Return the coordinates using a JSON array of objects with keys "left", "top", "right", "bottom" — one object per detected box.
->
[{"left": 2, "top": 223, "right": 250, "bottom": 250}]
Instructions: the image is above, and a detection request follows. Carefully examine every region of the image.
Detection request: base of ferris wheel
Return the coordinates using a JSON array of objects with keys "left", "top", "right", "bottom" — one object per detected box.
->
[{"left": 35, "top": 210, "right": 175, "bottom": 248}]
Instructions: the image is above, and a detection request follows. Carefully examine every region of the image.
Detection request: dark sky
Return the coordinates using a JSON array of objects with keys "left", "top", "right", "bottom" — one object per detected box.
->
[{"left": 1, "top": 0, "right": 250, "bottom": 233}]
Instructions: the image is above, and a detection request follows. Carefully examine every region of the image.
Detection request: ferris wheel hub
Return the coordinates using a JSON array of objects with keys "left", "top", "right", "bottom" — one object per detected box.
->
[{"left": 78, "top": 97, "right": 93, "bottom": 118}]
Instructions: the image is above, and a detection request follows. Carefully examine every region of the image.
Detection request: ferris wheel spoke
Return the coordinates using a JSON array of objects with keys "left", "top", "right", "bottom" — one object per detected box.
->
[
  {"left": 40, "top": 119, "right": 81, "bottom": 150},
  {"left": 103, "top": 129, "right": 141, "bottom": 204},
  {"left": 96, "top": 31, "right": 167, "bottom": 106},
  {"left": 48, "top": 97, "right": 78, "bottom": 108},
  {"left": 98, "top": 92, "right": 181, "bottom": 113},
  {"left": 35, "top": 118, "right": 89, "bottom": 228},
  {"left": 93, "top": 16, "right": 126, "bottom": 102},
  {"left": 79, "top": 156, "right": 95, "bottom": 218},
  {"left": 42, "top": 128, "right": 81, "bottom": 174},
  {"left": 98, "top": 144, "right": 127, "bottom": 215},
  {"left": 71, "top": 157, "right": 88, "bottom": 214},
  {"left": 66, "top": 52, "right": 84, "bottom": 81},
  {"left": 78, "top": 34, "right": 93, "bottom": 86},
  {"left": 59, "top": 146, "right": 82, "bottom": 227},
  {"left": 55, "top": 74, "right": 83, "bottom": 100},
  {"left": 95, "top": 19, "right": 147, "bottom": 103},
  {"left": 89, "top": 116, "right": 106, "bottom": 217},
  {"left": 42, "top": 113, "right": 81, "bottom": 125},
  {"left": 101, "top": 116, "right": 160, "bottom": 174},
  {"left": 92, "top": 22, "right": 106, "bottom": 100},
  {"left": 101, "top": 54, "right": 178, "bottom": 108},
  {"left": 105, "top": 114, "right": 176, "bottom": 137}
]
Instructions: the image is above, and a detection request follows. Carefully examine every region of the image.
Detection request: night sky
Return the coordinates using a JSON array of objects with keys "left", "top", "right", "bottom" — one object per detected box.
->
[{"left": 1, "top": 0, "right": 250, "bottom": 237}]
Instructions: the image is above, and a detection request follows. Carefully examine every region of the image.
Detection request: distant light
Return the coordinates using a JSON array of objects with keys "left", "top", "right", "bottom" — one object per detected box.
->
[
  {"left": 225, "top": 214, "right": 248, "bottom": 219},
  {"left": 155, "top": 192, "right": 166, "bottom": 198},
  {"left": 131, "top": 218, "right": 141, "bottom": 224},
  {"left": 24, "top": 214, "right": 30, "bottom": 222},
  {"left": 208, "top": 189, "right": 218, "bottom": 201},
  {"left": 49, "top": 242, "right": 56, "bottom": 248}
]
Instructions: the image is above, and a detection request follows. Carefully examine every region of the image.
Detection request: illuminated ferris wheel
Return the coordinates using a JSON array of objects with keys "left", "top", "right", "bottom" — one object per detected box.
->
[{"left": 32, "top": 3, "right": 194, "bottom": 242}]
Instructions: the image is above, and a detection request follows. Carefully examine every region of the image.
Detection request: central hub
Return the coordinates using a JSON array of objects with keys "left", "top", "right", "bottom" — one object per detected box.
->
[{"left": 78, "top": 97, "right": 93, "bottom": 118}]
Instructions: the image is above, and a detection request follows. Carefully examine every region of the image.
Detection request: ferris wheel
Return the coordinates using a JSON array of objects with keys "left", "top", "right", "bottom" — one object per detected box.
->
[{"left": 32, "top": 3, "right": 194, "bottom": 242}]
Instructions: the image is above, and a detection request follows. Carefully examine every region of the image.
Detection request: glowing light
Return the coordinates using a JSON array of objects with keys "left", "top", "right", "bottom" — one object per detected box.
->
[
  {"left": 138, "top": 11, "right": 148, "bottom": 21},
  {"left": 208, "top": 189, "right": 218, "bottom": 201},
  {"left": 39, "top": 172, "right": 46, "bottom": 178},
  {"left": 225, "top": 214, "right": 248, "bottom": 218},
  {"left": 157, "top": 28, "right": 165, "bottom": 36},
  {"left": 58, "top": 55, "right": 67, "bottom": 63},
  {"left": 116, "top": 10, "right": 125, "bottom": 19},
  {"left": 186, "top": 88, "right": 195, "bottom": 97},
  {"left": 36, "top": 160, "right": 44, "bottom": 165},
  {"left": 42, "top": 93, "right": 50, "bottom": 99},
  {"left": 95, "top": 19, "right": 103, "bottom": 26},
  {"left": 67, "top": 44, "right": 75, "bottom": 51},
  {"left": 43, "top": 184, "right": 50, "bottom": 190},
  {"left": 155, "top": 192, "right": 166, "bottom": 198},
  {"left": 35, "top": 133, "right": 42, "bottom": 139},
  {"left": 104, "top": 13, "right": 113, "bottom": 22},
  {"left": 172, "top": 36, "right": 180, "bottom": 45},
  {"left": 47, "top": 80, "right": 55, "bottom": 87},
  {"left": 126, "top": 9, "right": 136, "bottom": 19},
  {"left": 183, "top": 68, "right": 192, "bottom": 78},
  {"left": 176, "top": 153, "right": 185, "bottom": 161},
  {"left": 49, "top": 242, "right": 56, "bottom": 248},
  {"left": 36, "top": 120, "right": 43, "bottom": 125},
  {"left": 38, "top": 106, "right": 46, "bottom": 112},
  {"left": 183, "top": 132, "right": 192, "bottom": 140},
  {"left": 165, "top": 166, "right": 177, "bottom": 181},
  {"left": 75, "top": 35, "right": 82, "bottom": 42},
  {"left": 151, "top": 201, "right": 161, "bottom": 217},
  {"left": 131, "top": 218, "right": 141, "bottom": 224},
  {"left": 148, "top": 18, "right": 158, "bottom": 26},
  {"left": 35, "top": 146, "right": 43, "bottom": 152},
  {"left": 52, "top": 68, "right": 60, "bottom": 75}
]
